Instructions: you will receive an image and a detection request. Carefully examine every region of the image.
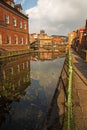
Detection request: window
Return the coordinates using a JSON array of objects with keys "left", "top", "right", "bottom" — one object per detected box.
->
[
  {"left": 20, "top": 22, "right": 22, "bottom": 28},
  {"left": 0, "top": 34, "right": 2, "bottom": 45},
  {"left": 22, "top": 63, "right": 25, "bottom": 69},
  {"left": 9, "top": 67, "right": 13, "bottom": 75},
  {"left": 14, "top": 36, "right": 18, "bottom": 44},
  {"left": 5, "top": 15, "right": 9, "bottom": 24},
  {"left": 20, "top": 37, "right": 23, "bottom": 44},
  {"left": 24, "top": 23, "right": 26, "bottom": 30},
  {"left": 13, "top": 18, "right": 17, "bottom": 26},
  {"left": 23, "top": 38, "right": 26, "bottom": 44},
  {"left": 25, "top": 38, "right": 27, "bottom": 44},
  {"left": 7, "top": 36, "right": 11, "bottom": 44},
  {"left": 23, "top": 38, "right": 28, "bottom": 44}
]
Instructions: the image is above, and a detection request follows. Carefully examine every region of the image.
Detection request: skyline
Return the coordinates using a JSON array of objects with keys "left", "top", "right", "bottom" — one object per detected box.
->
[{"left": 16, "top": 0, "right": 87, "bottom": 36}]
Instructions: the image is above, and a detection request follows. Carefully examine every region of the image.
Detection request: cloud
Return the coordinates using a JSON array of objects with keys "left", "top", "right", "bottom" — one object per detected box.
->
[{"left": 26, "top": 0, "right": 87, "bottom": 35}]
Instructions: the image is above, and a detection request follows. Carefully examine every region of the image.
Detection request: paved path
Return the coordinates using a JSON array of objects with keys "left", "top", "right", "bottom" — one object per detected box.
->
[{"left": 71, "top": 49, "right": 87, "bottom": 130}]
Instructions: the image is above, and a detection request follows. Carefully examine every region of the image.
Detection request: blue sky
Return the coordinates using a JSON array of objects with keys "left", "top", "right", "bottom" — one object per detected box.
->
[
  {"left": 15, "top": 0, "right": 37, "bottom": 10},
  {"left": 15, "top": 0, "right": 87, "bottom": 36}
]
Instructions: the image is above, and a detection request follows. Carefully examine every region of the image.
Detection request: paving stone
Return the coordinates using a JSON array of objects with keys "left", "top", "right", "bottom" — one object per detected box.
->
[{"left": 71, "top": 49, "right": 87, "bottom": 130}]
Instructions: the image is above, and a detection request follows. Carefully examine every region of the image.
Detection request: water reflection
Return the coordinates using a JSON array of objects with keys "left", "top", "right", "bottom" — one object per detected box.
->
[
  {"left": 0, "top": 55, "right": 31, "bottom": 129},
  {"left": 0, "top": 53, "right": 65, "bottom": 130},
  {"left": 30, "top": 52, "right": 65, "bottom": 61}
]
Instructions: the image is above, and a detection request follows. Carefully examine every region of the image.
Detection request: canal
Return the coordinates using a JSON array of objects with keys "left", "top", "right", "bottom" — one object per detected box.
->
[{"left": 0, "top": 52, "right": 65, "bottom": 130}]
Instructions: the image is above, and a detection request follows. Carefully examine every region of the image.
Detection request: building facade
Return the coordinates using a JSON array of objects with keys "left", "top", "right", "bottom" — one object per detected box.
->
[
  {"left": 30, "top": 30, "right": 67, "bottom": 51},
  {"left": 0, "top": 0, "right": 29, "bottom": 52},
  {"left": 68, "top": 31, "right": 77, "bottom": 47}
]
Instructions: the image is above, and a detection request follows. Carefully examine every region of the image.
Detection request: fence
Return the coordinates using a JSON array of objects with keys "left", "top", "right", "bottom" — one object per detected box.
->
[
  {"left": 55, "top": 50, "right": 74, "bottom": 130},
  {"left": 67, "top": 50, "right": 73, "bottom": 130}
]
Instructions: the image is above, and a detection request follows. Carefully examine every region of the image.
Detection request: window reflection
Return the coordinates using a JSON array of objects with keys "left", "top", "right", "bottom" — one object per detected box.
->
[{"left": 0, "top": 55, "right": 30, "bottom": 99}]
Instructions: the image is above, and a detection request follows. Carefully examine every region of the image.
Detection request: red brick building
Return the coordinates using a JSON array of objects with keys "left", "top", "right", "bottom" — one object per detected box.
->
[{"left": 0, "top": 0, "right": 29, "bottom": 52}]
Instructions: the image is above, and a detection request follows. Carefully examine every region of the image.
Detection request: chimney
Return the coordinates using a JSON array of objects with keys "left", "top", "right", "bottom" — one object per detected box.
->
[
  {"left": 3, "top": 0, "right": 10, "bottom": 5},
  {"left": 15, "top": 4, "right": 22, "bottom": 12},
  {"left": 3, "top": 0, "right": 15, "bottom": 7}
]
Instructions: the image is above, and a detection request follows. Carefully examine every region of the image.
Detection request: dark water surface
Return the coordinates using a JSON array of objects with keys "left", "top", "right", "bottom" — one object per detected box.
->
[{"left": 0, "top": 53, "right": 65, "bottom": 130}]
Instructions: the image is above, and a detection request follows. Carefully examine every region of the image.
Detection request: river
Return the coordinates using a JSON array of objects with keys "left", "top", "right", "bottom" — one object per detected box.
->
[{"left": 0, "top": 52, "right": 65, "bottom": 130}]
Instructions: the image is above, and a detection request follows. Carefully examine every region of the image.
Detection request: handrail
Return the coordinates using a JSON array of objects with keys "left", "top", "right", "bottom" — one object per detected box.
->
[{"left": 68, "top": 50, "right": 74, "bottom": 130}]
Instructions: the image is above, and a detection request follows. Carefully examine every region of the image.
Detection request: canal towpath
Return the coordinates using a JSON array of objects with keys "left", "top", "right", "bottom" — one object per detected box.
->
[
  {"left": 71, "top": 49, "right": 87, "bottom": 130},
  {"left": 44, "top": 49, "right": 87, "bottom": 130}
]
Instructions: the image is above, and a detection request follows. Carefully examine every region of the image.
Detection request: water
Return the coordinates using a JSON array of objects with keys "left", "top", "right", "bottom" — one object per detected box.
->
[{"left": 0, "top": 53, "right": 65, "bottom": 130}]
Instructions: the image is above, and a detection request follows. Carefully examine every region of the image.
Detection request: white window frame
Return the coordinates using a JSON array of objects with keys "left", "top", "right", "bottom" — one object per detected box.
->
[
  {"left": 20, "top": 22, "right": 22, "bottom": 28},
  {"left": 24, "top": 23, "right": 26, "bottom": 30},
  {"left": 13, "top": 18, "right": 17, "bottom": 26},
  {"left": 5, "top": 15, "right": 9, "bottom": 24}
]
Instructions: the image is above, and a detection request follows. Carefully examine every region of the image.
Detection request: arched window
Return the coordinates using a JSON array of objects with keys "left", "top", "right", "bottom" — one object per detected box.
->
[
  {"left": 20, "top": 37, "right": 23, "bottom": 44},
  {"left": 7, "top": 36, "right": 11, "bottom": 44},
  {"left": 14, "top": 35, "right": 18, "bottom": 44}
]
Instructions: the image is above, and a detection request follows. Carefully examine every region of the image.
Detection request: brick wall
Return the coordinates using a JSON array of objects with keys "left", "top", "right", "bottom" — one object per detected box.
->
[{"left": 0, "top": 1, "right": 29, "bottom": 51}]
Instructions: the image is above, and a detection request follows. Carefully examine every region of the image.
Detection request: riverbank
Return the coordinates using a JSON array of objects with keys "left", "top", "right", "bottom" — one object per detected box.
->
[
  {"left": 71, "top": 49, "right": 87, "bottom": 130},
  {"left": 0, "top": 44, "right": 67, "bottom": 59},
  {"left": 44, "top": 48, "right": 87, "bottom": 130},
  {"left": 0, "top": 50, "right": 66, "bottom": 60},
  {"left": 0, "top": 49, "right": 30, "bottom": 59}
]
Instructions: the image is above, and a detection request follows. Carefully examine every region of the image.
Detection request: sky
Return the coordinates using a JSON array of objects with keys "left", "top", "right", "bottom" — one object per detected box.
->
[{"left": 15, "top": 0, "right": 87, "bottom": 36}]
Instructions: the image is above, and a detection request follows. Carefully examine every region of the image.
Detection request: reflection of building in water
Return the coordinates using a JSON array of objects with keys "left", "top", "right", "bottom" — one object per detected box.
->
[
  {"left": 0, "top": 72, "right": 47, "bottom": 130},
  {"left": 0, "top": 55, "right": 30, "bottom": 100},
  {"left": 0, "top": 55, "right": 31, "bottom": 128},
  {"left": 30, "top": 52, "right": 63, "bottom": 60},
  {"left": 39, "top": 52, "right": 60, "bottom": 60}
]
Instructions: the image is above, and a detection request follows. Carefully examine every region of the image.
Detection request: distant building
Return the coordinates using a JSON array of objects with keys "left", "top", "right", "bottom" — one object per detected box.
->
[
  {"left": 68, "top": 31, "right": 77, "bottom": 46},
  {"left": 0, "top": 0, "right": 29, "bottom": 52},
  {"left": 30, "top": 30, "right": 53, "bottom": 50},
  {"left": 29, "top": 33, "right": 38, "bottom": 43},
  {"left": 29, "top": 30, "right": 67, "bottom": 51},
  {"left": 38, "top": 30, "right": 53, "bottom": 50},
  {"left": 70, "top": 20, "right": 87, "bottom": 61}
]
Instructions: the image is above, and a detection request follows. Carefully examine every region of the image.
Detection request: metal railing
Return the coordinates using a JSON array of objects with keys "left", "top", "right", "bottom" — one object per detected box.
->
[
  {"left": 57, "top": 50, "right": 74, "bottom": 130},
  {"left": 67, "top": 50, "right": 74, "bottom": 130}
]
